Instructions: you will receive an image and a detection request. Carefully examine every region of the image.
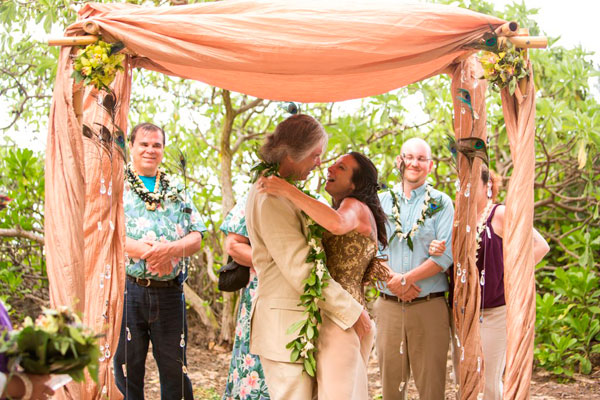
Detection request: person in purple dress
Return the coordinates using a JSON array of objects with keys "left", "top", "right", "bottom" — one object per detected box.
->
[
  {"left": 1, "top": 301, "right": 55, "bottom": 399},
  {"left": 440, "top": 165, "right": 550, "bottom": 400}
]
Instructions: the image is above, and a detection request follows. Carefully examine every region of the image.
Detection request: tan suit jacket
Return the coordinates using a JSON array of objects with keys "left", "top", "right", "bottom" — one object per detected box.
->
[{"left": 246, "top": 184, "right": 363, "bottom": 363}]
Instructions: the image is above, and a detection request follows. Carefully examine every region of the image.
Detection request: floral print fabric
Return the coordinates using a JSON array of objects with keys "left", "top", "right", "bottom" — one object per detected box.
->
[
  {"left": 124, "top": 176, "right": 207, "bottom": 281},
  {"left": 220, "top": 195, "right": 269, "bottom": 400}
]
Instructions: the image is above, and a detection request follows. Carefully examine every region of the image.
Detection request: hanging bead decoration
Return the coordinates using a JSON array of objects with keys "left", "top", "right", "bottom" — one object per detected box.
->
[
  {"left": 461, "top": 269, "right": 467, "bottom": 283},
  {"left": 99, "top": 345, "right": 105, "bottom": 362},
  {"left": 400, "top": 276, "right": 407, "bottom": 286},
  {"left": 466, "top": 225, "right": 471, "bottom": 233},
  {"left": 480, "top": 270, "right": 485, "bottom": 286},
  {"left": 107, "top": 181, "right": 113, "bottom": 196},
  {"left": 460, "top": 347, "right": 465, "bottom": 361},
  {"left": 100, "top": 177, "right": 107, "bottom": 195},
  {"left": 182, "top": 365, "right": 188, "bottom": 375},
  {"left": 399, "top": 341, "right": 404, "bottom": 355},
  {"left": 464, "top": 183, "right": 471, "bottom": 197},
  {"left": 477, "top": 356, "right": 481, "bottom": 373},
  {"left": 179, "top": 333, "right": 185, "bottom": 348},
  {"left": 104, "top": 343, "right": 111, "bottom": 359},
  {"left": 455, "top": 178, "right": 461, "bottom": 193},
  {"left": 98, "top": 221, "right": 102, "bottom": 231},
  {"left": 126, "top": 327, "right": 132, "bottom": 341},
  {"left": 105, "top": 264, "right": 111, "bottom": 280}
]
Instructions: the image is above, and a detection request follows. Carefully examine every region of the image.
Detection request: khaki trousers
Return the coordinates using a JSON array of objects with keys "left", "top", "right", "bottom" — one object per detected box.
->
[
  {"left": 316, "top": 315, "right": 375, "bottom": 400},
  {"left": 260, "top": 356, "right": 315, "bottom": 400},
  {"left": 374, "top": 296, "right": 449, "bottom": 400},
  {"left": 450, "top": 305, "right": 507, "bottom": 400}
]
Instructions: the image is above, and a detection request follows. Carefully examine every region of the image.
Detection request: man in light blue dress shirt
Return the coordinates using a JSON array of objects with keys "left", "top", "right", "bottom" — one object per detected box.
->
[{"left": 375, "top": 138, "right": 454, "bottom": 400}]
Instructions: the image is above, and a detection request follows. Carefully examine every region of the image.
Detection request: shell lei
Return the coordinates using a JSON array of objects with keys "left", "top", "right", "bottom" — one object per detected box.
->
[
  {"left": 389, "top": 185, "right": 442, "bottom": 251},
  {"left": 125, "top": 163, "right": 182, "bottom": 211}
]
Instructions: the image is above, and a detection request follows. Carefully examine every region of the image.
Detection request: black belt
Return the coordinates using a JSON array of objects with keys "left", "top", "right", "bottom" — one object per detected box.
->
[
  {"left": 127, "top": 275, "right": 179, "bottom": 288},
  {"left": 380, "top": 291, "right": 445, "bottom": 304}
]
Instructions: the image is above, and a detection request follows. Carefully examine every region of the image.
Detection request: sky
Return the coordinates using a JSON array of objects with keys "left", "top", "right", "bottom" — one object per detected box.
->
[{"left": 2, "top": 0, "right": 599, "bottom": 152}]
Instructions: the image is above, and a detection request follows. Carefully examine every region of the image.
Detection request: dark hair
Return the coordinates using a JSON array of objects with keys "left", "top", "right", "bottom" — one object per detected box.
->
[
  {"left": 343, "top": 152, "right": 388, "bottom": 248},
  {"left": 130, "top": 122, "right": 166, "bottom": 146},
  {"left": 481, "top": 164, "right": 501, "bottom": 202},
  {"left": 259, "top": 114, "right": 327, "bottom": 163}
]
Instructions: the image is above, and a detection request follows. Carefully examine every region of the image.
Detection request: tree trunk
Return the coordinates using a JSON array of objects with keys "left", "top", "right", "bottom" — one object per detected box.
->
[{"left": 218, "top": 89, "right": 236, "bottom": 344}]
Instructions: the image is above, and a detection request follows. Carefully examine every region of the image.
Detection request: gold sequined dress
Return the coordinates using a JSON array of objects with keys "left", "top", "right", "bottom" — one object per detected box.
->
[{"left": 316, "top": 231, "right": 390, "bottom": 400}]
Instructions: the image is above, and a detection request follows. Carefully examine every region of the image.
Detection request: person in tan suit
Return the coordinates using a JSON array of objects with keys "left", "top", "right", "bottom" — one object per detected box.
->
[{"left": 245, "top": 114, "right": 371, "bottom": 400}]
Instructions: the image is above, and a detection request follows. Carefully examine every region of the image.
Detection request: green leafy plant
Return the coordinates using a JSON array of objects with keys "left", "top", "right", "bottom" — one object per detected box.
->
[{"left": 0, "top": 307, "right": 102, "bottom": 382}]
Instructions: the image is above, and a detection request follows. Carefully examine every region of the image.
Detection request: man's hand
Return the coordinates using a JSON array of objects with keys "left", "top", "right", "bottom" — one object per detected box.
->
[
  {"left": 353, "top": 309, "right": 372, "bottom": 339},
  {"left": 142, "top": 241, "right": 175, "bottom": 276},
  {"left": 387, "top": 272, "right": 421, "bottom": 302}
]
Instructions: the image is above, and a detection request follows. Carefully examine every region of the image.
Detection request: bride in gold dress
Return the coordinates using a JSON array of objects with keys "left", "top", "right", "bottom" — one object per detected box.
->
[{"left": 257, "top": 151, "right": 390, "bottom": 400}]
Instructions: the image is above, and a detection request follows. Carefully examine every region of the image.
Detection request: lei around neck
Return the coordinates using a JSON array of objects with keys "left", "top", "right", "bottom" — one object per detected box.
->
[
  {"left": 251, "top": 161, "right": 329, "bottom": 377},
  {"left": 126, "top": 162, "right": 181, "bottom": 211},
  {"left": 389, "top": 184, "right": 444, "bottom": 251}
]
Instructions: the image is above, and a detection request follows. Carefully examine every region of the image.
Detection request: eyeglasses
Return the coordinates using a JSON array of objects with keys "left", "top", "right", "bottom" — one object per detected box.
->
[{"left": 402, "top": 154, "right": 431, "bottom": 164}]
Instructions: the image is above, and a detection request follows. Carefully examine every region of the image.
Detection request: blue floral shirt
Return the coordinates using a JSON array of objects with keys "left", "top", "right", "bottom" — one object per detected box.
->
[
  {"left": 220, "top": 194, "right": 249, "bottom": 237},
  {"left": 124, "top": 176, "right": 207, "bottom": 281}
]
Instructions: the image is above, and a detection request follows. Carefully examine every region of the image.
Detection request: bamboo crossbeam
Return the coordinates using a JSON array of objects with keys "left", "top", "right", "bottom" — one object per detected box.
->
[
  {"left": 507, "top": 36, "right": 548, "bottom": 49},
  {"left": 48, "top": 36, "right": 99, "bottom": 46}
]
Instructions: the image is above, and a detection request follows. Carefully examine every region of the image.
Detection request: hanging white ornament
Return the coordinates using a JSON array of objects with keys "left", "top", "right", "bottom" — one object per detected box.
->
[
  {"left": 399, "top": 341, "right": 404, "bottom": 355},
  {"left": 464, "top": 183, "right": 471, "bottom": 198}
]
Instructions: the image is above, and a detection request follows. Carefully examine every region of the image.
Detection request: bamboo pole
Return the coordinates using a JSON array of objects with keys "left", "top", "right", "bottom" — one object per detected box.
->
[
  {"left": 507, "top": 36, "right": 548, "bottom": 49},
  {"left": 48, "top": 36, "right": 98, "bottom": 46},
  {"left": 82, "top": 21, "right": 100, "bottom": 35},
  {"left": 495, "top": 21, "right": 519, "bottom": 36}
]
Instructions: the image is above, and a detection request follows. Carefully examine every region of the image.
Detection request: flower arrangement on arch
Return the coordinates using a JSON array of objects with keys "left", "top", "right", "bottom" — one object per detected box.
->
[
  {"left": 0, "top": 306, "right": 102, "bottom": 383},
  {"left": 480, "top": 47, "right": 529, "bottom": 95},
  {"left": 72, "top": 39, "right": 125, "bottom": 92}
]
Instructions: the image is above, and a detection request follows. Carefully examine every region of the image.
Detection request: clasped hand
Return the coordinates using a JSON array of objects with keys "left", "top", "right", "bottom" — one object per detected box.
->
[
  {"left": 142, "top": 241, "right": 175, "bottom": 276},
  {"left": 387, "top": 272, "right": 421, "bottom": 302}
]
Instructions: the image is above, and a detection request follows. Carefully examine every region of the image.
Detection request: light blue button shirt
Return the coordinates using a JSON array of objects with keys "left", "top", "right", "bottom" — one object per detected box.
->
[{"left": 378, "top": 182, "right": 454, "bottom": 297}]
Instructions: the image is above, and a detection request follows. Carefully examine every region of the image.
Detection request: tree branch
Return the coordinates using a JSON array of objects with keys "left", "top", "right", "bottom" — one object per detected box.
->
[{"left": 0, "top": 227, "right": 44, "bottom": 245}]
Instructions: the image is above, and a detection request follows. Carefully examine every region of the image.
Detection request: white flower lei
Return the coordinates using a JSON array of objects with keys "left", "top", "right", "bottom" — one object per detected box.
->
[{"left": 389, "top": 185, "right": 442, "bottom": 251}]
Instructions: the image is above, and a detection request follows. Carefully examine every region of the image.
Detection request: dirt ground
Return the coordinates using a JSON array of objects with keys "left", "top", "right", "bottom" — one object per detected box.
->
[{"left": 142, "top": 322, "right": 600, "bottom": 400}]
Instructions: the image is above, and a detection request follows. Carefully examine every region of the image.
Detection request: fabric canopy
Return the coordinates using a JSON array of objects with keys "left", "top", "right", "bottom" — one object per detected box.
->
[{"left": 66, "top": 0, "right": 505, "bottom": 102}]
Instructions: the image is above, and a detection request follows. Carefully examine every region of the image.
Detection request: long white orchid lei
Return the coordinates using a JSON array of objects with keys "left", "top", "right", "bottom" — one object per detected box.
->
[
  {"left": 389, "top": 185, "right": 444, "bottom": 251},
  {"left": 250, "top": 161, "right": 329, "bottom": 376}
]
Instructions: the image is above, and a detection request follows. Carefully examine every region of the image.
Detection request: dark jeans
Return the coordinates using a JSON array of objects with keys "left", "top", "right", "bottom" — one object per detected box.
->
[{"left": 114, "top": 279, "right": 193, "bottom": 400}]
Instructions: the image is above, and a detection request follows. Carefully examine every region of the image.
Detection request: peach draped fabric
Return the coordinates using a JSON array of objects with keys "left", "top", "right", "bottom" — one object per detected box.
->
[
  {"left": 66, "top": 0, "right": 505, "bottom": 102},
  {"left": 46, "top": 54, "right": 131, "bottom": 399},
  {"left": 501, "top": 66, "right": 536, "bottom": 400},
  {"left": 450, "top": 56, "right": 488, "bottom": 399}
]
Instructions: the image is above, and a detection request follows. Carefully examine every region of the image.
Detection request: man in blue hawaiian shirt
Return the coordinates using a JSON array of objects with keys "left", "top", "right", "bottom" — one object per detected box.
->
[
  {"left": 114, "top": 122, "right": 206, "bottom": 400},
  {"left": 375, "top": 137, "right": 454, "bottom": 400}
]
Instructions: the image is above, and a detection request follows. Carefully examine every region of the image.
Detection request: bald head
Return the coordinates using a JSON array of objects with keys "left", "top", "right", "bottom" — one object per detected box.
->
[{"left": 400, "top": 137, "right": 432, "bottom": 160}]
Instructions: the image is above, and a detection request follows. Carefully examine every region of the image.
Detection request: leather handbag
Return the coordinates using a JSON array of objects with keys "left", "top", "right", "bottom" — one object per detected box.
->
[{"left": 217, "top": 257, "right": 250, "bottom": 292}]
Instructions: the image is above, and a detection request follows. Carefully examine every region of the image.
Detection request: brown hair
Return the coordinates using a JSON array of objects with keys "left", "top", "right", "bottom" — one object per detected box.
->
[
  {"left": 130, "top": 122, "right": 165, "bottom": 146},
  {"left": 481, "top": 164, "right": 501, "bottom": 202},
  {"left": 259, "top": 114, "right": 327, "bottom": 163},
  {"left": 345, "top": 152, "right": 388, "bottom": 248}
]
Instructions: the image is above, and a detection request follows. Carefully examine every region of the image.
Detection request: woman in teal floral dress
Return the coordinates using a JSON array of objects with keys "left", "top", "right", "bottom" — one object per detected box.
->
[{"left": 221, "top": 195, "right": 270, "bottom": 400}]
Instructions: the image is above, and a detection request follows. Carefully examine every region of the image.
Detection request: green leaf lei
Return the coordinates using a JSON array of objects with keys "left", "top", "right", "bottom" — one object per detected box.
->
[
  {"left": 389, "top": 185, "right": 444, "bottom": 251},
  {"left": 72, "top": 39, "right": 125, "bottom": 92},
  {"left": 251, "top": 161, "right": 330, "bottom": 376}
]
